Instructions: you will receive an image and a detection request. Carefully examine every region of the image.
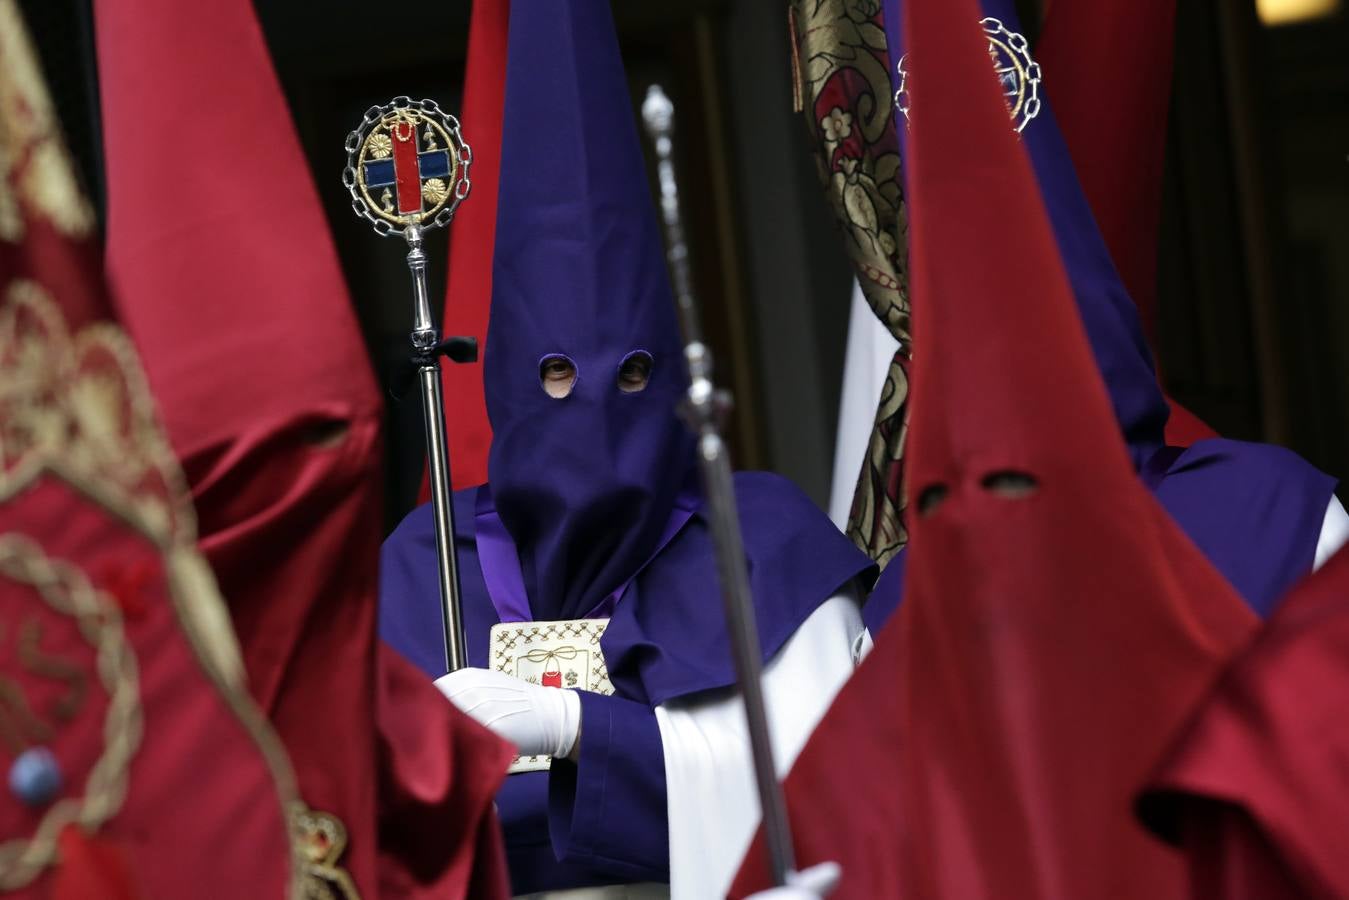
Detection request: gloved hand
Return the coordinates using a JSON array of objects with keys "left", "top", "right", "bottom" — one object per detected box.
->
[
  {"left": 434, "top": 667, "right": 582, "bottom": 759},
  {"left": 745, "top": 862, "right": 841, "bottom": 899}
]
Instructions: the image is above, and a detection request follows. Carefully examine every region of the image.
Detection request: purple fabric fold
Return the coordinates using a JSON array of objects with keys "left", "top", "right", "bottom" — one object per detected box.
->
[
  {"left": 380, "top": 473, "right": 875, "bottom": 700},
  {"left": 475, "top": 485, "right": 697, "bottom": 624},
  {"left": 379, "top": 471, "right": 875, "bottom": 890},
  {"left": 1152, "top": 439, "right": 1334, "bottom": 618},
  {"left": 547, "top": 691, "right": 670, "bottom": 880}
]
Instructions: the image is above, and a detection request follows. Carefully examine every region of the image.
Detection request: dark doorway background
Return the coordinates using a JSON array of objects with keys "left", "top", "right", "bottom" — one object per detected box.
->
[{"left": 22, "top": 0, "right": 1349, "bottom": 534}]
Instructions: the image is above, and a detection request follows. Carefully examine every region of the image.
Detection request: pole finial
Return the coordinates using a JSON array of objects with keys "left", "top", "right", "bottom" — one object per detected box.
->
[{"left": 641, "top": 85, "right": 674, "bottom": 140}]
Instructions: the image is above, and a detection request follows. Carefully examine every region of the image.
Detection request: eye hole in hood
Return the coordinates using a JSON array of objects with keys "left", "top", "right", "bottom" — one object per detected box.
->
[
  {"left": 982, "top": 470, "right": 1039, "bottom": 499},
  {"left": 539, "top": 354, "right": 577, "bottom": 399},
  {"left": 617, "top": 350, "right": 653, "bottom": 394}
]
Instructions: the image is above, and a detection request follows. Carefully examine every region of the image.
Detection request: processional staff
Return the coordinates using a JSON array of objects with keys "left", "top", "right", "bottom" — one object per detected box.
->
[
  {"left": 343, "top": 97, "right": 474, "bottom": 673},
  {"left": 640, "top": 85, "right": 798, "bottom": 889}
]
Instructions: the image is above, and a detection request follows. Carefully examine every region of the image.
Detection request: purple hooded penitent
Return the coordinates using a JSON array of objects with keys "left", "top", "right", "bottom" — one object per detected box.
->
[
  {"left": 481, "top": 0, "right": 695, "bottom": 625},
  {"left": 378, "top": 1, "right": 874, "bottom": 892},
  {"left": 864, "top": 0, "right": 1336, "bottom": 632}
]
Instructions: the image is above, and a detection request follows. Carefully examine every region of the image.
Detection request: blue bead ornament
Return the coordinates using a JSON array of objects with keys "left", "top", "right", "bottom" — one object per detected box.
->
[{"left": 9, "top": 746, "right": 62, "bottom": 807}]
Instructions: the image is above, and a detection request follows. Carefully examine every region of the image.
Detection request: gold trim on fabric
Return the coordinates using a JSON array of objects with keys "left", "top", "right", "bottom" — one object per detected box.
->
[
  {"left": 0, "top": 536, "right": 141, "bottom": 890},
  {"left": 1, "top": 7, "right": 357, "bottom": 894},
  {"left": 0, "top": 280, "right": 308, "bottom": 897},
  {"left": 0, "top": 279, "right": 245, "bottom": 684},
  {"left": 0, "top": 0, "right": 95, "bottom": 242},
  {"left": 291, "top": 803, "right": 361, "bottom": 900}
]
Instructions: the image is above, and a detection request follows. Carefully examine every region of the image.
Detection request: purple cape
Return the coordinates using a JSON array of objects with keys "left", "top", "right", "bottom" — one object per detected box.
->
[
  {"left": 863, "top": 0, "right": 1335, "bottom": 633},
  {"left": 380, "top": 473, "right": 874, "bottom": 891}
]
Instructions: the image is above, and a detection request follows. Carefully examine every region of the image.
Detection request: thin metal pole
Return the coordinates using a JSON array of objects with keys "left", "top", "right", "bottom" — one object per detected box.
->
[
  {"left": 641, "top": 84, "right": 795, "bottom": 889},
  {"left": 406, "top": 224, "right": 468, "bottom": 673}
]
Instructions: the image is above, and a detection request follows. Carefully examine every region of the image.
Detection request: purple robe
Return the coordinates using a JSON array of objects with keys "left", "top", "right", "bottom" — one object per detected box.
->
[{"left": 381, "top": 474, "right": 873, "bottom": 892}]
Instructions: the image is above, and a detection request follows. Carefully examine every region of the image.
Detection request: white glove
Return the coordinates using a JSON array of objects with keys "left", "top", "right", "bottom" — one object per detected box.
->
[
  {"left": 434, "top": 667, "right": 581, "bottom": 759},
  {"left": 745, "top": 862, "right": 841, "bottom": 899}
]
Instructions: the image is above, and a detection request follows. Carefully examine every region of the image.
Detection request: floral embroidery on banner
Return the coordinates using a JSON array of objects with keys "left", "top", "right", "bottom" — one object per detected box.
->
[{"left": 791, "top": 0, "right": 911, "bottom": 568}]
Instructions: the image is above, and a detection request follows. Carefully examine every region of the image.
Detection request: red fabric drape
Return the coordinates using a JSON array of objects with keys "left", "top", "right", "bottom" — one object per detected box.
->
[
  {"left": 1181, "top": 810, "right": 1307, "bottom": 898},
  {"left": 1037, "top": 0, "right": 1217, "bottom": 445},
  {"left": 1037, "top": 0, "right": 1176, "bottom": 350},
  {"left": 1, "top": 6, "right": 298, "bottom": 894},
  {"left": 1163, "top": 400, "right": 1219, "bottom": 446},
  {"left": 94, "top": 0, "right": 510, "bottom": 893},
  {"left": 377, "top": 645, "right": 513, "bottom": 899},
  {"left": 1144, "top": 546, "right": 1349, "bottom": 899},
  {"left": 423, "top": 0, "right": 510, "bottom": 500},
  {"left": 732, "top": 0, "right": 1254, "bottom": 895}
]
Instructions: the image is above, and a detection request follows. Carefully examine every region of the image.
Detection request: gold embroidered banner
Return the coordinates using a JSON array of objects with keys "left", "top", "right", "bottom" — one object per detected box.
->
[{"left": 790, "top": 0, "right": 912, "bottom": 569}]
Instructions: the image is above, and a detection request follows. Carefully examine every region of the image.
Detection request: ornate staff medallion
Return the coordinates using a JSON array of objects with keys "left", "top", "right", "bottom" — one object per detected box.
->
[
  {"left": 341, "top": 95, "right": 475, "bottom": 671},
  {"left": 893, "top": 16, "right": 1043, "bottom": 134},
  {"left": 343, "top": 96, "right": 472, "bottom": 237}
]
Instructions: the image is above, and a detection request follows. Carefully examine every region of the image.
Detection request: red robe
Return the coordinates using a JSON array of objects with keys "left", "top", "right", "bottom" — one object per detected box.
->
[
  {"left": 93, "top": 0, "right": 512, "bottom": 895},
  {"left": 1, "top": 8, "right": 294, "bottom": 895},
  {"left": 430, "top": 0, "right": 509, "bottom": 497},
  {"left": 733, "top": 0, "right": 1254, "bottom": 895},
  {"left": 1142, "top": 545, "right": 1349, "bottom": 899},
  {"left": 1037, "top": 0, "right": 1175, "bottom": 348}
]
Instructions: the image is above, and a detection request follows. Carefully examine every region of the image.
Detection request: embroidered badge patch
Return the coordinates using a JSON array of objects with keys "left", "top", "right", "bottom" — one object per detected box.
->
[
  {"left": 291, "top": 803, "right": 360, "bottom": 900},
  {"left": 489, "top": 619, "right": 614, "bottom": 774},
  {"left": 342, "top": 96, "right": 472, "bottom": 237}
]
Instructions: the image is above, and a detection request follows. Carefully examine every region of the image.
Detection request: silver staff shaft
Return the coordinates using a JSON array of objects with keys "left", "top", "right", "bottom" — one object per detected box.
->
[
  {"left": 406, "top": 223, "right": 469, "bottom": 673},
  {"left": 640, "top": 85, "right": 795, "bottom": 888}
]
